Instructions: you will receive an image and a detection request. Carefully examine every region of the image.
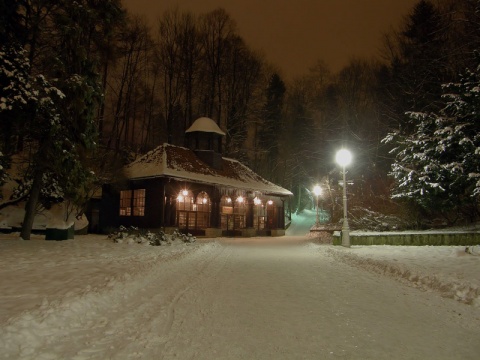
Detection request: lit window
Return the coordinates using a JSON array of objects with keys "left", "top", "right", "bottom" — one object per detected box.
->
[
  {"left": 120, "top": 189, "right": 146, "bottom": 216},
  {"left": 221, "top": 196, "right": 233, "bottom": 215},
  {"left": 195, "top": 192, "right": 210, "bottom": 212},
  {"left": 133, "top": 189, "right": 146, "bottom": 216},
  {"left": 176, "top": 190, "right": 193, "bottom": 211},
  {"left": 119, "top": 190, "right": 132, "bottom": 216},
  {"left": 234, "top": 195, "right": 246, "bottom": 216}
]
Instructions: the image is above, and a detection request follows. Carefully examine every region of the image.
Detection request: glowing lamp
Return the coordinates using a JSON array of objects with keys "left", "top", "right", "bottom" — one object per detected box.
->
[{"left": 335, "top": 149, "right": 352, "bottom": 167}]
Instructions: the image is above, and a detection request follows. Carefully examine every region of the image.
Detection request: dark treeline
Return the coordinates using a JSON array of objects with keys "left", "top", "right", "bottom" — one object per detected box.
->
[{"left": 1, "top": 0, "right": 480, "bottom": 235}]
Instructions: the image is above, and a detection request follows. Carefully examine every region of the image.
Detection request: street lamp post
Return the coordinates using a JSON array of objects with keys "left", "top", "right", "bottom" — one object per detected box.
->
[
  {"left": 336, "top": 149, "right": 352, "bottom": 247},
  {"left": 313, "top": 185, "right": 322, "bottom": 227}
]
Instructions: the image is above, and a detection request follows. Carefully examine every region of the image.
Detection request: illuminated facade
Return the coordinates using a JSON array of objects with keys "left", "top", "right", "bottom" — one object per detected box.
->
[{"left": 100, "top": 118, "right": 292, "bottom": 237}]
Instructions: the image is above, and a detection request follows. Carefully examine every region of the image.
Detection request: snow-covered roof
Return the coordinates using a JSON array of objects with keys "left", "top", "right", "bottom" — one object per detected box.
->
[
  {"left": 185, "top": 117, "right": 226, "bottom": 136},
  {"left": 124, "top": 143, "right": 292, "bottom": 196}
]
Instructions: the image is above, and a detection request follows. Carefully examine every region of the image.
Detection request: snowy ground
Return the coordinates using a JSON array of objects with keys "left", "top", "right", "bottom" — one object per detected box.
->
[{"left": 0, "top": 231, "right": 479, "bottom": 359}]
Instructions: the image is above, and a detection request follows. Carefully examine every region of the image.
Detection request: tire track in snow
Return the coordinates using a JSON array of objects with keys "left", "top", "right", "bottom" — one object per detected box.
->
[
  {"left": 76, "top": 242, "right": 230, "bottom": 359},
  {"left": 82, "top": 242, "right": 232, "bottom": 359},
  {"left": 0, "top": 243, "right": 226, "bottom": 359},
  {"left": 159, "top": 242, "right": 231, "bottom": 336},
  {"left": 156, "top": 243, "right": 234, "bottom": 359}
]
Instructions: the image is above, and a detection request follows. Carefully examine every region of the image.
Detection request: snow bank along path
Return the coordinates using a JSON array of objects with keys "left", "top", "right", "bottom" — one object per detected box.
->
[
  {"left": 0, "top": 235, "right": 479, "bottom": 359},
  {"left": 327, "top": 245, "right": 480, "bottom": 306}
]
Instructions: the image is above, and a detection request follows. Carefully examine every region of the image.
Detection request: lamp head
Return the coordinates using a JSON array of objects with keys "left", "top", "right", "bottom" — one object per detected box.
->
[{"left": 336, "top": 149, "right": 352, "bottom": 167}]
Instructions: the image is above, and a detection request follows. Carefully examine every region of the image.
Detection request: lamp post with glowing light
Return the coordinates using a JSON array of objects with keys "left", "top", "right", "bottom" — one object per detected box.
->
[
  {"left": 336, "top": 149, "right": 352, "bottom": 247},
  {"left": 313, "top": 185, "right": 322, "bottom": 227}
]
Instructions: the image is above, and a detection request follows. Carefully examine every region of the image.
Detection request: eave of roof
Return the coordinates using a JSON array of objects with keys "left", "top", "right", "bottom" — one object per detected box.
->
[{"left": 124, "top": 143, "right": 292, "bottom": 196}]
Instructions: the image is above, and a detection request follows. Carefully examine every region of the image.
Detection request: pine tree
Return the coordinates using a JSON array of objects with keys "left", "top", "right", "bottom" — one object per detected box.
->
[
  {"left": 440, "top": 57, "right": 480, "bottom": 199},
  {"left": 0, "top": 44, "right": 33, "bottom": 153},
  {"left": 384, "top": 55, "right": 480, "bottom": 223},
  {"left": 381, "top": 0, "right": 451, "bottom": 134},
  {"left": 0, "top": 1, "right": 124, "bottom": 239}
]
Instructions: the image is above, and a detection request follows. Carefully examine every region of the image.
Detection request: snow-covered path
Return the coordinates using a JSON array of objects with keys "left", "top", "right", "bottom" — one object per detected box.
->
[
  {"left": 286, "top": 209, "right": 316, "bottom": 236},
  {"left": 2, "top": 239, "right": 479, "bottom": 359}
]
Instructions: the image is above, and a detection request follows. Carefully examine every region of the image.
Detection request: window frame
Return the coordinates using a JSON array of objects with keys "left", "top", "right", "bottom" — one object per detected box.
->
[
  {"left": 133, "top": 189, "right": 146, "bottom": 216},
  {"left": 119, "top": 190, "right": 132, "bottom": 216},
  {"left": 119, "top": 189, "right": 146, "bottom": 217}
]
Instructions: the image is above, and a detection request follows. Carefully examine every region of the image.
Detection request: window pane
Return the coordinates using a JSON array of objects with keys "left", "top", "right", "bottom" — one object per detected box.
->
[
  {"left": 133, "top": 189, "right": 146, "bottom": 216},
  {"left": 178, "top": 211, "right": 187, "bottom": 228},
  {"left": 119, "top": 190, "right": 132, "bottom": 216}
]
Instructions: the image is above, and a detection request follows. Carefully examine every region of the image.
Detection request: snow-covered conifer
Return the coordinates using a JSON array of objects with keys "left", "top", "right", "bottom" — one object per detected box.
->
[{"left": 384, "top": 54, "right": 480, "bottom": 221}]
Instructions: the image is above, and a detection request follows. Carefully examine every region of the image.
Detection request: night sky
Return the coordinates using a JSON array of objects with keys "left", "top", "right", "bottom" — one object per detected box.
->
[{"left": 122, "top": 0, "right": 419, "bottom": 79}]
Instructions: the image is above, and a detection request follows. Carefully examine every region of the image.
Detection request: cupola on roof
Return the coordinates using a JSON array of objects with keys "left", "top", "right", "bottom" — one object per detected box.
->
[{"left": 185, "top": 117, "right": 226, "bottom": 136}]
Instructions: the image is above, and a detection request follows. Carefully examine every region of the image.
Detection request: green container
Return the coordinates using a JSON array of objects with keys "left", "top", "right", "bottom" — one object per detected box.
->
[{"left": 45, "top": 225, "right": 74, "bottom": 241}]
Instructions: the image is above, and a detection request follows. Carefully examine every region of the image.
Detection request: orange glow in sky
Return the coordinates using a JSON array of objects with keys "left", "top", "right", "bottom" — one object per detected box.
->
[{"left": 122, "top": 0, "right": 419, "bottom": 79}]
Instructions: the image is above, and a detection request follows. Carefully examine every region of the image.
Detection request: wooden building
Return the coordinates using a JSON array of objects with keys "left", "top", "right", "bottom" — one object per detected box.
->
[{"left": 100, "top": 117, "right": 292, "bottom": 237}]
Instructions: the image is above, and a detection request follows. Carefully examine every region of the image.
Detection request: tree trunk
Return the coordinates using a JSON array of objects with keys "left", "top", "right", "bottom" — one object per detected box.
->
[
  {"left": 98, "top": 58, "right": 109, "bottom": 141},
  {"left": 20, "top": 170, "right": 43, "bottom": 240}
]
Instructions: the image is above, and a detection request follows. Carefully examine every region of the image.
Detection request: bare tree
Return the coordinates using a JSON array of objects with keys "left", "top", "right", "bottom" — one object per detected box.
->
[
  {"left": 198, "top": 8, "right": 236, "bottom": 124},
  {"left": 104, "top": 15, "right": 154, "bottom": 154},
  {"left": 221, "top": 35, "right": 263, "bottom": 159},
  {"left": 154, "top": 8, "right": 203, "bottom": 145}
]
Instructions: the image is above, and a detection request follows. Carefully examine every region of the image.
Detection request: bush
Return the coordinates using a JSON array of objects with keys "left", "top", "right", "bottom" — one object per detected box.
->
[{"left": 109, "top": 226, "right": 196, "bottom": 246}]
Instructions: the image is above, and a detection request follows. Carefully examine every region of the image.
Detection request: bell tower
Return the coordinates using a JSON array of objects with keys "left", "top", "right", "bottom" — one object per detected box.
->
[{"left": 185, "top": 117, "right": 225, "bottom": 170}]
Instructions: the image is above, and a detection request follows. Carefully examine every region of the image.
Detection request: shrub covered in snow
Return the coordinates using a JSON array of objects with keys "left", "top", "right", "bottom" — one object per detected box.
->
[
  {"left": 109, "top": 226, "right": 196, "bottom": 246},
  {"left": 349, "top": 206, "right": 411, "bottom": 231}
]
